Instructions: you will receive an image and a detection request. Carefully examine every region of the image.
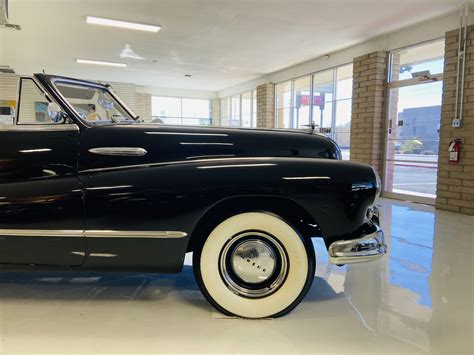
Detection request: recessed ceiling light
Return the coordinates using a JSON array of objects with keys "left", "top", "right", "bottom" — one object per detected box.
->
[
  {"left": 76, "top": 59, "right": 127, "bottom": 68},
  {"left": 86, "top": 16, "right": 161, "bottom": 33}
]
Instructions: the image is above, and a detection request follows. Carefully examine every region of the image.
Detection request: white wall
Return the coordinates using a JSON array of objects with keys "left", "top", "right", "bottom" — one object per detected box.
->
[
  {"left": 136, "top": 85, "right": 217, "bottom": 99},
  {"left": 218, "top": 10, "right": 474, "bottom": 98}
]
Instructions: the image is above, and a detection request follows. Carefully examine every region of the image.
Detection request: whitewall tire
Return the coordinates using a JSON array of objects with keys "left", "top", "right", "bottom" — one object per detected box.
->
[{"left": 193, "top": 212, "right": 315, "bottom": 319}]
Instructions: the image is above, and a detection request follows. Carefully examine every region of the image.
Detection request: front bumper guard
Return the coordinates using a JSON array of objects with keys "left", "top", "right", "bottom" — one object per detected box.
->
[{"left": 328, "top": 219, "right": 386, "bottom": 265}]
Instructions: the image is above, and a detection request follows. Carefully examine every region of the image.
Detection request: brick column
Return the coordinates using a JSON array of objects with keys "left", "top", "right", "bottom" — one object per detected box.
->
[
  {"left": 135, "top": 92, "right": 152, "bottom": 123},
  {"left": 211, "top": 98, "right": 221, "bottom": 126},
  {"left": 275, "top": 84, "right": 285, "bottom": 128},
  {"left": 256, "top": 83, "right": 275, "bottom": 129},
  {"left": 220, "top": 98, "right": 229, "bottom": 126},
  {"left": 350, "top": 52, "right": 388, "bottom": 175},
  {"left": 436, "top": 28, "right": 474, "bottom": 215}
]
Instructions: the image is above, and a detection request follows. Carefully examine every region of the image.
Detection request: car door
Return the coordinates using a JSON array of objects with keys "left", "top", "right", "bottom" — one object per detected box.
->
[{"left": 0, "top": 77, "right": 85, "bottom": 266}]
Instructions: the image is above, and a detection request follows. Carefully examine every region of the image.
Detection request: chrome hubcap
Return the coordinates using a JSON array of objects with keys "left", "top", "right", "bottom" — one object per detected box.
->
[
  {"left": 219, "top": 231, "right": 288, "bottom": 298},
  {"left": 231, "top": 239, "right": 276, "bottom": 284}
]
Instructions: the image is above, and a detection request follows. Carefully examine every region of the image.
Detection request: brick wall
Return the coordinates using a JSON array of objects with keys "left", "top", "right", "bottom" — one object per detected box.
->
[
  {"left": 109, "top": 82, "right": 136, "bottom": 111},
  {"left": 350, "top": 52, "right": 388, "bottom": 175},
  {"left": 436, "top": 27, "right": 474, "bottom": 215},
  {"left": 220, "top": 97, "right": 229, "bottom": 126},
  {"left": 135, "top": 92, "right": 152, "bottom": 122},
  {"left": 256, "top": 83, "right": 275, "bottom": 129},
  {"left": 0, "top": 73, "right": 18, "bottom": 101},
  {"left": 211, "top": 98, "right": 221, "bottom": 126},
  {"left": 274, "top": 83, "right": 287, "bottom": 128}
]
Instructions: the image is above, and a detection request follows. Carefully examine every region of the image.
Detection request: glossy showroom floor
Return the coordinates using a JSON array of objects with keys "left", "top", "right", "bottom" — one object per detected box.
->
[{"left": 0, "top": 198, "right": 472, "bottom": 354}]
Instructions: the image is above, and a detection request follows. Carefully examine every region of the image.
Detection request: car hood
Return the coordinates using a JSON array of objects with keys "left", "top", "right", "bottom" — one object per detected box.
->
[{"left": 79, "top": 124, "right": 342, "bottom": 172}]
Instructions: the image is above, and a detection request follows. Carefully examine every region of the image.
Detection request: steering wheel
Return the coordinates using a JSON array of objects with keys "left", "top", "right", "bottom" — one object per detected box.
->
[{"left": 86, "top": 113, "right": 102, "bottom": 122}]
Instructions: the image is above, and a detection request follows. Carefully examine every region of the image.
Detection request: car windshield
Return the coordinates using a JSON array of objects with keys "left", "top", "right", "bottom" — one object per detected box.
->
[{"left": 54, "top": 81, "right": 136, "bottom": 125}]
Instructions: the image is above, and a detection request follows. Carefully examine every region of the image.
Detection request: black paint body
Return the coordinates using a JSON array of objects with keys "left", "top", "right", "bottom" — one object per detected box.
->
[{"left": 0, "top": 74, "right": 378, "bottom": 273}]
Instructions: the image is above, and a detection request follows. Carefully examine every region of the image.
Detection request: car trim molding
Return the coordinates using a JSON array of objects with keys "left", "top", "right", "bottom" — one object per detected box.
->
[
  {"left": 0, "top": 229, "right": 188, "bottom": 239},
  {"left": 84, "top": 230, "right": 187, "bottom": 238},
  {"left": 79, "top": 156, "right": 276, "bottom": 173},
  {"left": 145, "top": 131, "right": 229, "bottom": 137},
  {"left": 0, "top": 124, "right": 80, "bottom": 132},
  {"left": 89, "top": 147, "right": 148, "bottom": 157},
  {"left": 0, "top": 229, "right": 84, "bottom": 237}
]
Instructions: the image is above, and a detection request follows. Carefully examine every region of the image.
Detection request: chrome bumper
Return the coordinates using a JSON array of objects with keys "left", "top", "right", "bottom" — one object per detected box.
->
[{"left": 328, "top": 207, "right": 386, "bottom": 265}]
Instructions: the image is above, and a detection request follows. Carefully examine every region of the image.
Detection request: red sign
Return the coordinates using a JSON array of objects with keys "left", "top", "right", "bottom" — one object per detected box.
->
[{"left": 296, "top": 94, "right": 325, "bottom": 109}]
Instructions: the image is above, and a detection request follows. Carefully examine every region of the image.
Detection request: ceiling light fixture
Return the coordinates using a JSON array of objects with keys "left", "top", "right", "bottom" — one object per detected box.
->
[
  {"left": 76, "top": 59, "right": 127, "bottom": 68},
  {"left": 86, "top": 16, "right": 161, "bottom": 33},
  {"left": 120, "top": 44, "right": 145, "bottom": 60}
]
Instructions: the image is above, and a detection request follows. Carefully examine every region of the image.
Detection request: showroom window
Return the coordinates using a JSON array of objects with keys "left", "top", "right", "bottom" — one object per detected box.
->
[
  {"left": 383, "top": 39, "right": 444, "bottom": 203},
  {"left": 275, "top": 64, "right": 353, "bottom": 160},
  {"left": 220, "top": 90, "right": 257, "bottom": 128},
  {"left": 151, "top": 96, "right": 211, "bottom": 126}
]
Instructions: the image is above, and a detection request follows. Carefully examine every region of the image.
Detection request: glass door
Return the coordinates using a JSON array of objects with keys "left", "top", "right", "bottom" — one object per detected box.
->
[{"left": 383, "top": 41, "right": 444, "bottom": 204}]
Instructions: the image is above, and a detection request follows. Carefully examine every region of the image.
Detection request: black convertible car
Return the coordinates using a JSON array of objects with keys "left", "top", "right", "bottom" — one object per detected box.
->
[{"left": 0, "top": 74, "right": 386, "bottom": 318}]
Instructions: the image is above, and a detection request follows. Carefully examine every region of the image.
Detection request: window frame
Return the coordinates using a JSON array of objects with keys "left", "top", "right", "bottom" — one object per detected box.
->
[
  {"left": 51, "top": 78, "right": 138, "bottom": 127},
  {"left": 387, "top": 38, "right": 445, "bottom": 89},
  {"left": 15, "top": 77, "right": 77, "bottom": 128},
  {"left": 151, "top": 96, "right": 212, "bottom": 126},
  {"left": 221, "top": 90, "right": 257, "bottom": 128},
  {"left": 274, "top": 63, "right": 353, "bottom": 136},
  {"left": 16, "top": 77, "right": 53, "bottom": 125},
  {"left": 381, "top": 39, "right": 445, "bottom": 205}
]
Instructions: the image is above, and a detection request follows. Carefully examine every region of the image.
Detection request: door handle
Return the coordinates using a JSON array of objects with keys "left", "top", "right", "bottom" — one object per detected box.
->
[{"left": 88, "top": 147, "right": 147, "bottom": 157}]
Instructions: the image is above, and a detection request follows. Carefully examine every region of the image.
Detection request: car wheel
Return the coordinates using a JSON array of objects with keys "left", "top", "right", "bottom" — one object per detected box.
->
[{"left": 193, "top": 212, "right": 315, "bottom": 319}]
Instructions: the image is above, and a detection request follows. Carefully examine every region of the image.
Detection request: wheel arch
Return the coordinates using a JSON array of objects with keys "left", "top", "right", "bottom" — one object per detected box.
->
[{"left": 187, "top": 195, "right": 322, "bottom": 253}]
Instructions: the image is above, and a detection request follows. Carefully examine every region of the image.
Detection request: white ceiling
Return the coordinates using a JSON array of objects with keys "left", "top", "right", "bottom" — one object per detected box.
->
[{"left": 0, "top": 0, "right": 467, "bottom": 91}]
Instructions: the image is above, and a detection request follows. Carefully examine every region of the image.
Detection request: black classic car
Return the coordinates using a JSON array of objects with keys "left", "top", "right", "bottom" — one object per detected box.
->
[{"left": 0, "top": 74, "right": 386, "bottom": 318}]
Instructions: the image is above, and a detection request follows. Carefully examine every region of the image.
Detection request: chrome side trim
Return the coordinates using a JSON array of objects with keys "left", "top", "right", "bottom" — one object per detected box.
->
[
  {"left": 328, "top": 224, "right": 386, "bottom": 264},
  {"left": 89, "top": 147, "right": 147, "bottom": 157},
  {"left": 84, "top": 230, "right": 187, "bottom": 239},
  {"left": 79, "top": 156, "right": 275, "bottom": 174},
  {"left": 145, "top": 131, "right": 228, "bottom": 137},
  {"left": 0, "top": 229, "right": 84, "bottom": 237},
  {"left": 89, "top": 253, "right": 118, "bottom": 258},
  {"left": 197, "top": 163, "right": 276, "bottom": 169},
  {"left": 0, "top": 229, "right": 187, "bottom": 239},
  {"left": 0, "top": 124, "right": 79, "bottom": 132},
  {"left": 179, "top": 142, "right": 234, "bottom": 146},
  {"left": 282, "top": 176, "right": 331, "bottom": 180},
  {"left": 19, "top": 148, "right": 52, "bottom": 153}
]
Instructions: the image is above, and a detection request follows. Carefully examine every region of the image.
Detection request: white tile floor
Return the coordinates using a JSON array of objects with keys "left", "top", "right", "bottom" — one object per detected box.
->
[{"left": 0, "top": 198, "right": 472, "bottom": 354}]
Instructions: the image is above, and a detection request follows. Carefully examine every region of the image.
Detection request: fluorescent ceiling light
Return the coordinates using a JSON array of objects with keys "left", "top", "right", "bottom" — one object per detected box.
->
[
  {"left": 76, "top": 59, "right": 127, "bottom": 68},
  {"left": 86, "top": 16, "right": 161, "bottom": 33}
]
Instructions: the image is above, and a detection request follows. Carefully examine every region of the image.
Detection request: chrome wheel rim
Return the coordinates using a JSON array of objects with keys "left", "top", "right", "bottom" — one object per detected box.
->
[{"left": 219, "top": 231, "right": 288, "bottom": 298}]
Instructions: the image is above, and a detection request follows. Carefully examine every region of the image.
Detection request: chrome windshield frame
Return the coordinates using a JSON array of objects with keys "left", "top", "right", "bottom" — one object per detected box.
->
[{"left": 48, "top": 76, "right": 139, "bottom": 128}]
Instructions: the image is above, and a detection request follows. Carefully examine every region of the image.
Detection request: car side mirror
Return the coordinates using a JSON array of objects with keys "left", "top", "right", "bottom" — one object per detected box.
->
[{"left": 47, "top": 102, "right": 66, "bottom": 124}]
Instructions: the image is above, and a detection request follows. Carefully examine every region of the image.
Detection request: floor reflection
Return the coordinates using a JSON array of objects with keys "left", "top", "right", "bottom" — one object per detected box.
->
[
  {"left": 311, "top": 199, "right": 473, "bottom": 354},
  {"left": 0, "top": 198, "right": 472, "bottom": 354}
]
